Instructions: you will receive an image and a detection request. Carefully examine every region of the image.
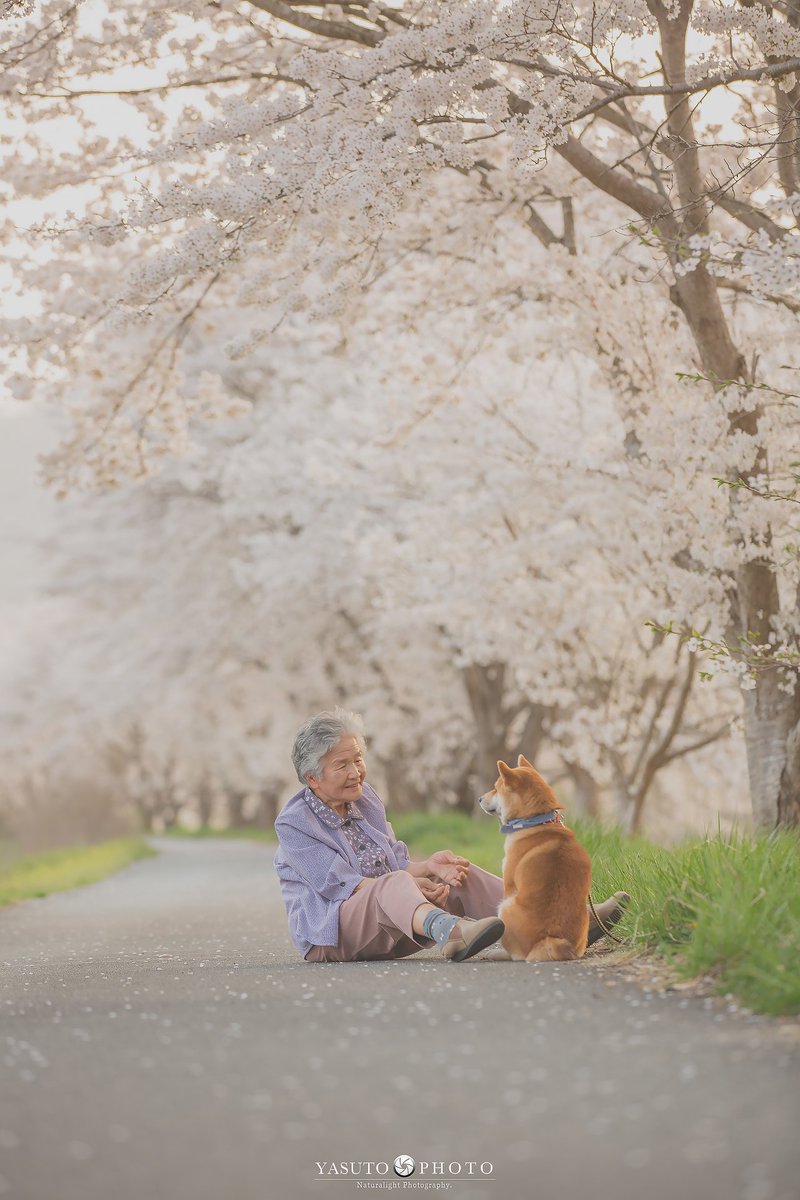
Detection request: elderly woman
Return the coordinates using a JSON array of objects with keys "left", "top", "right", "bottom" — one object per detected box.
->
[{"left": 274, "top": 709, "right": 626, "bottom": 964}]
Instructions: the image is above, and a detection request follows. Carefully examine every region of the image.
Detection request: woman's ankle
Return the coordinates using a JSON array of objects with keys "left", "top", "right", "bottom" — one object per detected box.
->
[{"left": 411, "top": 901, "right": 437, "bottom": 936}]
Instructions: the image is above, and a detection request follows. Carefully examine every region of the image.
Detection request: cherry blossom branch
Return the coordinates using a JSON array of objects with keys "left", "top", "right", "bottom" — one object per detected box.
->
[
  {"left": 714, "top": 475, "right": 800, "bottom": 507},
  {"left": 555, "top": 132, "right": 667, "bottom": 223},
  {"left": 659, "top": 719, "right": 737, "bottom": 767},
  {"left": 77, "top": 270, "right": 222, "bottom": 461},
  {"left": 594, "top": 101, "right": 792, "bottom": 241},
  {"left": 278, "top": 0, "right": 412, "bottom": 29},
  {"left": 675, "top": 372, "right": 800, "bottom": 402},
  {"left": 714, "top": 276, "right": 800, "bottom": 314},
  {"left": 22, "top": 71, "right": 304, "bottom": 100},
  {"left": 646, "top": 622, "right": 800, "bottom": 683},
  {"left": 569, "top": 56, "right": 800, "bottom": 120},
  {"left": 243, "top": 0, "right": 383, "bottom": 46}
]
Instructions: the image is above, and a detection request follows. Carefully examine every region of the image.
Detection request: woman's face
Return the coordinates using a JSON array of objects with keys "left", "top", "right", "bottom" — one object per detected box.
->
[{"left": 307, "top": 735, "right": 367, "bottom": 810}]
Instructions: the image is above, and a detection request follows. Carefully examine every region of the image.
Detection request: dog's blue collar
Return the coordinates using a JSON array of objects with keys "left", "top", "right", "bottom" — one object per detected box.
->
[{"left": 499, "top": 810, "right": 563, "bottom": 834}]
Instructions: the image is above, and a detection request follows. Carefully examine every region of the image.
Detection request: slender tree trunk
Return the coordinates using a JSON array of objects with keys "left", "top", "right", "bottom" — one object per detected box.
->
[
  {"left": 226, "top": 789, "right": 247, "bottom": 827},
  {"left": 132, "top": 797, "right": 157, "bottom": 833},
  {"left": 196, "top": 775, "right": 214, "bottom": 826},
  {"left": 255, "top": 789, "right": 280, "bottom": 828}
]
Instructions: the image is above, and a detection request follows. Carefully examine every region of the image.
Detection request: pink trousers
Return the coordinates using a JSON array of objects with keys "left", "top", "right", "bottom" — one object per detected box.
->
[{"left": 304, "top": 864, "right": 504, "bottom": 963}]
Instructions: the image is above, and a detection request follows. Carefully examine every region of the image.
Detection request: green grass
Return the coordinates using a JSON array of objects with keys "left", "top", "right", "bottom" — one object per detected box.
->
[
  {"left": 164, "top": 825, "right": 277, "bottom": 842},
  {"left": 0, "top": 837, "right": 156, "bottom": 907},
  {"left": 390, "top": 810, "right": 505, "bottom": 873},
  {"left": 614, "top": 825, "right": 800, "bottom": 1017}
]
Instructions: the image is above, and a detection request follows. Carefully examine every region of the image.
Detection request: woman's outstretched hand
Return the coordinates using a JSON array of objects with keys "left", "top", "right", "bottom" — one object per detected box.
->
[
  {"left": 416, "top": 876, "right": 450, "bottom": 906},
  {"left": 425, "top": 850, "right": 470, "bottom": 887}
]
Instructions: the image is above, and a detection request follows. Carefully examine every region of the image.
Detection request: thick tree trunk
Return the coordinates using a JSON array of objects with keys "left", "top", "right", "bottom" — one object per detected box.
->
[
  {"left": 670, "top": 267, "right": 747, "bottom": 381},
  {"left": 778, "top": 714, "right": 800, "bottom": 825},
  {"left": 462, "top": 662, "right": 509, "bottom": 795},
  {"left": 742, "top": 683, "right": 800, "bottom": 827},
  {"left": 565, "top": 763, "right": 601, "bottom": 818},
  {"left": 673, "top": 273, "right": 799, "bottom": 827},
  {"left": 735, "top": 558, "right": 800, "bottom": 826},
  {"left": 457, "top": 663, "right": 550, "bottom": 813},
  {"left": 375, "top": 756, "right": 428, "bottom": 813},
  {"left": 678, "top": 308, "right": 796, "bottom": 826}
]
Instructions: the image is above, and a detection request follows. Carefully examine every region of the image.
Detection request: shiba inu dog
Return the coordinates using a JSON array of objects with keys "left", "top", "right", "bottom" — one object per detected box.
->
[{"left": 479, "top": 755, "right": 592, "bottom": 962}]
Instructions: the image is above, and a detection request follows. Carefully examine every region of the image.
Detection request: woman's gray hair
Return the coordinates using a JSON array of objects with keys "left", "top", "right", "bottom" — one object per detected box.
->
[{"left": 291, "top": 708, "right": 367, "bottom": 784}]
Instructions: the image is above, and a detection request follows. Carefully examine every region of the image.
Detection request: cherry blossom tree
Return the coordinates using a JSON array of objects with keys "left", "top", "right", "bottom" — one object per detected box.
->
[
  {"left": 0, "top": 279, "right": 746, "bottom": 836},
  {"left": 3, "top": 0, "right": 799, "bottom": 824}
]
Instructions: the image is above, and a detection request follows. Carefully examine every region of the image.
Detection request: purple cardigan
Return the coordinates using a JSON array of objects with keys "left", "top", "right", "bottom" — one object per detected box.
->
[{"left": 273, "top": 780, "right": 410, "bottom": 957}]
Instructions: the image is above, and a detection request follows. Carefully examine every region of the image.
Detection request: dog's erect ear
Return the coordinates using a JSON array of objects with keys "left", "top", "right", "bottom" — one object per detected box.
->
[
  {"left": 497, "top": 760, "right": 514, "bottom": 780},
  {"left": 517, "top": 754, "right": 534, "bottom": 770}
]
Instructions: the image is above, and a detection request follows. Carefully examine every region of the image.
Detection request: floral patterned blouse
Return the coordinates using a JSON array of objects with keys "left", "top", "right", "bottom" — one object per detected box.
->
[{"left": 303, "top": 786, "right": 392, "bottom": 877}]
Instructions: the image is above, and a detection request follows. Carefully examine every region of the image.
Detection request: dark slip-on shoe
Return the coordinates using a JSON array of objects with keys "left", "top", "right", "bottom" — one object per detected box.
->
[
  {"left": 587, "top": 891, "right": 631, "bottom": 947},
  {"left": 441, "top": 917, "right": 505, "bottom": 962}
]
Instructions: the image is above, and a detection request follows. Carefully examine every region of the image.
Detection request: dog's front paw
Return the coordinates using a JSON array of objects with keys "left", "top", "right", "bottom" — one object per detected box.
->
[{"left": 478, "top": 946, "right": 512, "bottom": 961}]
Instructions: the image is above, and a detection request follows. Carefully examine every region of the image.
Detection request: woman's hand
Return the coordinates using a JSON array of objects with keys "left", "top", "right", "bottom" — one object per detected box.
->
[
  {"left": 425, "top": 850, "right": 470, "bottom": 887},
  {"left": 415, "top": 876, "right": 450, "bottom": 906}
]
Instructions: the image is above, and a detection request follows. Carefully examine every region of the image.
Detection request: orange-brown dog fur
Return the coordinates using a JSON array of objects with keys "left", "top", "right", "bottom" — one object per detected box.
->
[{"left": 485, "top": 756, "right": 591, "bottom": 962}]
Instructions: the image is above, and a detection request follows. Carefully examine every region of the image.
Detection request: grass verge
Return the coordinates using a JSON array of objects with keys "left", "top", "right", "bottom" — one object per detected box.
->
[
  {"left": 577, "top": 820, "right": 800, "bottom": 1018},
  {"left": 0, "top": 837, "right": 156, "bottom": 907}
]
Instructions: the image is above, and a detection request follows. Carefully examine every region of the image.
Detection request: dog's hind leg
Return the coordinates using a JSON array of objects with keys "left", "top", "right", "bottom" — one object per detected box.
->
[{"left": 525, "top": 937, "right": 578, "bottom": 962}]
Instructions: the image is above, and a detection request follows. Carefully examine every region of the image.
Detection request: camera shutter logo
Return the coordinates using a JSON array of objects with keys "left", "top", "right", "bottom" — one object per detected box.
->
[{"left": 393, "top": 1155, "right": 415, "bottom": 1177}]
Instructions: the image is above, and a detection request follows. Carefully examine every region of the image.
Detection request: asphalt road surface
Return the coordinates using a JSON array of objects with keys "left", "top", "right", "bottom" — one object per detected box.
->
[{"left": 1, "top": 836, "right": 798, "bottom": 1200}]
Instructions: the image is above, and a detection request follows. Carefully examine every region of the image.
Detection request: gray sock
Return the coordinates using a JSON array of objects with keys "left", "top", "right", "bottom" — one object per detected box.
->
[{"left": 422, "top": 908, "right": 460, "bottom": 947}]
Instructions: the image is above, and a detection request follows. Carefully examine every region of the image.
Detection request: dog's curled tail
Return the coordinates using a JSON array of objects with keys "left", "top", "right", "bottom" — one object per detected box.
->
[{"left": 526, "top": 937, "right": 578, "bottom": 963}]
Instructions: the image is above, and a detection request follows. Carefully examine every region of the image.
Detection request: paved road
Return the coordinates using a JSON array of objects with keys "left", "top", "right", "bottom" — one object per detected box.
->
[{"left": 0, "top": 836, "right": 797, "bottom": 1200}]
